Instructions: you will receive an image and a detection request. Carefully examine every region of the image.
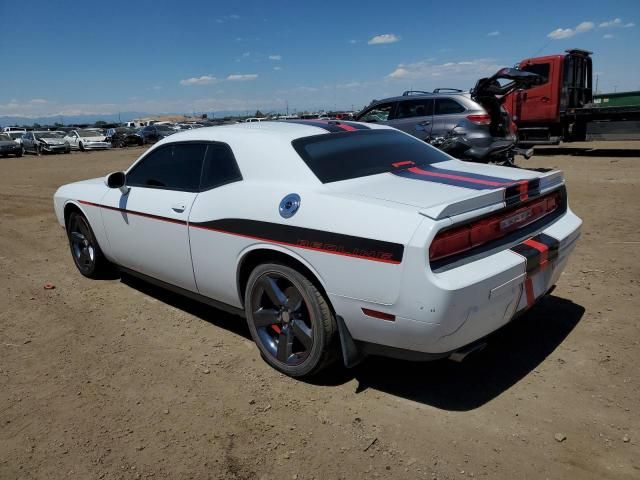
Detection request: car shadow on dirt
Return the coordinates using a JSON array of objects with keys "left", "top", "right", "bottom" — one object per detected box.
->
[
  {"left": 340, "top": 295, "right": 585, "bottom": 411},
  {"left": 119, "top": 274, "right": 584, "bottom": 411}
]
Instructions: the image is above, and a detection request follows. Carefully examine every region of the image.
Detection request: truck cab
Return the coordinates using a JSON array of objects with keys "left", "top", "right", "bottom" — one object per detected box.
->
[{"left": 504, "top": 49, "right": 593, "bottom": 143}]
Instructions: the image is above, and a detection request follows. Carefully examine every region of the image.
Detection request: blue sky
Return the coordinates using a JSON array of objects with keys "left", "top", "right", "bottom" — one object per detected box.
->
[{"left": 0, "top": 0, "right": 638, "bottom": 119}]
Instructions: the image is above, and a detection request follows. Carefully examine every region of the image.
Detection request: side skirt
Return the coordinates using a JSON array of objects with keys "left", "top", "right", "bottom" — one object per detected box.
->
[{"left": 118, "top": 266, "right": 246, "bottom": 318}]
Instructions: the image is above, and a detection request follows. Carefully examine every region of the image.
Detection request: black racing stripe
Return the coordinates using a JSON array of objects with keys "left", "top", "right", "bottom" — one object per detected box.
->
[
  {"left": 192, "top": 218, "right": 404, "bottom": 264},
  {"left": 278, "top": 120, "right": 345, "bottom": 133},
  {"left": 532, "top": 232, "right": 560, "bottom": 260},
  {"left": 510, "top": 243, "right": 541, "bottom": 273},
  {"left": 81, "top": 200, "right": 404, "bottom": 264},
  {"left": 391, "top": 169, "right": 500, "bottom": 190},
  {"left": 505, "top": 178, "right": 542, "bottom": 206}
]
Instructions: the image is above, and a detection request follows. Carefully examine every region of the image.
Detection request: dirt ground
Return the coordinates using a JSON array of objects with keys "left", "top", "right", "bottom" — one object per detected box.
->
[{"left": 1, "top": 141, "right": 638, "bottom": 480}]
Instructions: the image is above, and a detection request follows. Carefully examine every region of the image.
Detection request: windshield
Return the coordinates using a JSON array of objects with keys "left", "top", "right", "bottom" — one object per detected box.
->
[
  {"left": 0, "top": 134, "right": 11, "bottom": 141},
  {"left": 79, "top": 129, "right": 102, "bottom": 137},
  {"left": 156, "top": 126, "right": 174, "bottom": 132},
  {"left": 291, "top": 129, "right": 451, "bottom": 183},
  {"left": 8, "top": 133, "right": 24, "bottom": 140}
]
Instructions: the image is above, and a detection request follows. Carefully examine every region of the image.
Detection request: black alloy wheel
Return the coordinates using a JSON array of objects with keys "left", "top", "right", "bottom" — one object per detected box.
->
[
  {"left": 245, "top": 263, "right": 338, "bottom": 377},
  {"left": 66, "top": 211, "right": 112, "bottom": 278}
]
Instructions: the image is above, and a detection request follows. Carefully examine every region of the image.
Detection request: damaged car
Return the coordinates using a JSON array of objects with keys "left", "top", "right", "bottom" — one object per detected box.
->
[
  {"left": 356, "top": 68, "right": 543, "bottom": 165},
  {"left": 22, "top": 131, "right": 71, "bottom": 155}
]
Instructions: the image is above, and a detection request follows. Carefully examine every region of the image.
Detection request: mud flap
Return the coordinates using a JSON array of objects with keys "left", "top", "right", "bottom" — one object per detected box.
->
[{"left": 336, "top": 316, "right": 366, "bottom": 368}]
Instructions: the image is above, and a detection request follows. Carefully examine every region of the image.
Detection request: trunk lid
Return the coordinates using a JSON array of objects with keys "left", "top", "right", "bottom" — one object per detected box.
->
[{"left": 328, "top": 160, "right": 564, "bottom": 219}]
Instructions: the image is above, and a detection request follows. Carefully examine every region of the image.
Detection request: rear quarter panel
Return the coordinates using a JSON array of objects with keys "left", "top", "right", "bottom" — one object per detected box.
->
[{"left": 188, "top": 181, "right": 424, "bottom": 308}]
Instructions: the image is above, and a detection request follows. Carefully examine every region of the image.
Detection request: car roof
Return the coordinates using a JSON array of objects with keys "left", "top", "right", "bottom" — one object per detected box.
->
[
  {"left": 155, "top": 120, "right": 391, "bottom": 144},
  {"left": 368, "top": 91, "right": 472, "bottom": 104},
  {"left": 137, "top": 121, "right": 393, "bottom": 185}
]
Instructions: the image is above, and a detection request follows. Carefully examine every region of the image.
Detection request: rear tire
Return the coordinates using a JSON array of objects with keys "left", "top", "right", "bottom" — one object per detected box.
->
[
  {"left": 244, "top": 263, "right": 338, "bottom": 378},
  {"left": 66, "top": 211, "right": 112, "bottom": 279}
]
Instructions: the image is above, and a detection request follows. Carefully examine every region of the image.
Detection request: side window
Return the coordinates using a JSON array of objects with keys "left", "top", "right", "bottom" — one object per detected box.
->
[
  {"left": 435, "top": 98, "right": 465, "bottom": 115},
  {"left": 395, "top": 99, "right": 434, "bottom": 119},
  {"left": 127, "top": 143, "right": 207, "bottom": 192},
  {"left": 200, "top": 143, "right": 243, "bottom": 190},
  {"left": 521, "top": 63, "right": 550, "bottom": 84},
  {"left": 358, "top": 102, "right": 396, "bottom": 122}
]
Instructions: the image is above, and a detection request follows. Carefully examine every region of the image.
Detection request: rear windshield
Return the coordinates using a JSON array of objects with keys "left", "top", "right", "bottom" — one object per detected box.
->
[{"left": 292, "top": 129, "right": 450, "bottom": 183}]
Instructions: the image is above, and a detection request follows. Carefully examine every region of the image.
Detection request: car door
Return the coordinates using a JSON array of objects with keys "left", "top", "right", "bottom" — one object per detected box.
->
[
  {"left": 430, "top": 97, "right": 467, "bottom": 138},
  {"left": 100, "top": 142, "right": 208, "bottom": 292},
  {"left": 66, "top": 131, "right": 79, "bottom": 148},
  {"left": 188, "top": 143, "right": 244, "bottom": 307},
  {"left": 386, "top": 98, "right": 434, "bottom": 141},
  {"left": 515, "top": 62, "right": 555, "bottom": 122},
  {"left": 23, "top": 132, "right": 34, "bottom": 152}
]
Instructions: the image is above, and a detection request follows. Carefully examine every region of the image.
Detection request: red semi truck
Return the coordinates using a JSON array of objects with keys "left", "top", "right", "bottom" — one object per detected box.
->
[{"left": 504, "top": 49, "right": 640, "bottom": 144}]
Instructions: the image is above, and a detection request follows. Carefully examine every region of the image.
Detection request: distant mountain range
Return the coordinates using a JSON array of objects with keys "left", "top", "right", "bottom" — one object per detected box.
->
[{"left": 0, "top": 111, "right": 236, "bottom": 127}]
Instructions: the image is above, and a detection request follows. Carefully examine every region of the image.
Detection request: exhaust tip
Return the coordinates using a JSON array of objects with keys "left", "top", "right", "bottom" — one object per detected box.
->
[{"left": 448, "top": 342, "right": 487, "bottom": 363}]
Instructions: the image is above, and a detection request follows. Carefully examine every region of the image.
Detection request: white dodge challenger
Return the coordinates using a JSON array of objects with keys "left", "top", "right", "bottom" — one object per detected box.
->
[{"left": 54, "top": 120, "right": 581, "bottom": 377}]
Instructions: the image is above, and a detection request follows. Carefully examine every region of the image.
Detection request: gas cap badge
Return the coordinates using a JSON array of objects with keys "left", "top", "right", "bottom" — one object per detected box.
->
[{"left": 279, "top": 193, "right": 301, "bottom": 219}]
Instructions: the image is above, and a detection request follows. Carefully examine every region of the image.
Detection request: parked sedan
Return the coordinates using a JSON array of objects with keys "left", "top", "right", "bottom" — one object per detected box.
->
[
  {"left": 106, "top": 127, "right": 144, "bottom": 148},
  {"left": 54, "top": 121, "right": 581, "bottom": 378},
  {"left": 139, "top": 124, "right": 175, "bottom": 144},
  {"left": 22, "top": 131, "right": 71, "bottom": 155},
  {"left": 0, "top": 133, "right": 23, "bottom": 157},
  {"left": 64, "top": 129, "right": 111, "bottom": 151}
]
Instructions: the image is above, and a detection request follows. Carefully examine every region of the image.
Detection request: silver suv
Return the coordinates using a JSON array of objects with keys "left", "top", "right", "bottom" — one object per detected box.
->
[{"left": 355, "top": 68, "right": 543, "bottom": 164}]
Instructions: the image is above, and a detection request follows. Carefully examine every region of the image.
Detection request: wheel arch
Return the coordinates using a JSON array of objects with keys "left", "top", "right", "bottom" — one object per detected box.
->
[
  {"left": 63, "top": 200, "right": 88, "bottom": 226},
  {"left": 236, "top": 245, "right": 334, "bottom": 315}
]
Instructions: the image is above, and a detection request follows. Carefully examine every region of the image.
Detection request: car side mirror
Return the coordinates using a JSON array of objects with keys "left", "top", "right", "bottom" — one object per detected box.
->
[{"left": 106, "top": 171, "right": 129, "bottom": 194}]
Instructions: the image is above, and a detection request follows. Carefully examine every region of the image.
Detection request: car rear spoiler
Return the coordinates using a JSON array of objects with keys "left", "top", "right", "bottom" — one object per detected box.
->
[{"left": 419, "top": 169, "right": 565, "bottom": 220}]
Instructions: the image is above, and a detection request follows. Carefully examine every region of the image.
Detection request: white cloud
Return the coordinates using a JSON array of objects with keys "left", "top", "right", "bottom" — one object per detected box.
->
[
  {"left": 547, "top": 28, "right": 574, "bottom": 39},
  {"left": 547, "top": 21, "right": 594, "bottom": 39},
  {"left": 268, "top": 54, "right": 282, "bottom": 61},
  {"left": 487, "top": 31, "right": 500, "bottom": 36},
  {"left": 603, "top": 33, "right": 614, "bottom": 39},
  {"left": 599, "top": 18, "right": 635, "bottom": 28},
  {"left": 387, "top": 58, "right": 501, "bottom": 81},
  {"left": 599, "top": 18, "right": 622, "bottom": 28},
  {"left": 29, "top": 98, "right": 48, "bottom": 104},
  {"left": 367, "top": 33, "right": 400, "bottom": 45},
  {"left": 227, "top": 74, "right": 258, "bottom": 81},
  {"left": 241, "top": 51, "right": 251, "bottom": 58},
  {"left": 348, "top": 39, "right": 358, "bottom": 44},
  {"left": 273, "top": 66, "right": 282, "bottom": 71},
  {"left": 179, "top": 75, "right": 217, "bottom": 86}
]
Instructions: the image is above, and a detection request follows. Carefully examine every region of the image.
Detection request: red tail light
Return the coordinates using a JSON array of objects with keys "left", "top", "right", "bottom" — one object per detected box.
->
[
  {"left": 466, "top": 114, "right": 492, "bottom": 125},
  {"left": 429, "top": 191, "right": 560, "bottom": 262}
]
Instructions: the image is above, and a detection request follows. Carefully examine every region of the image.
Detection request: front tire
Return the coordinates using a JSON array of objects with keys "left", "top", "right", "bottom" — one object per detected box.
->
[
  {"left": 244, "top": 263, "right": 338, "bottom": 377},
  {"left": 66, "top": 211, "right": 112, "bottom": 278},
  {"left": 79, "top": 141, "right": 85, "bottom": 152}
]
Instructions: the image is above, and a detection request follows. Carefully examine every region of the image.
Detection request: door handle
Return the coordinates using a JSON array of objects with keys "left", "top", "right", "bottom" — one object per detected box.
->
[
  {"left": 418, "top": 121, "right": 431, "bottom": 126},
  {"left": 541, "top": 96, "right": 550, "bottom": 103},
  {"left": 171, "top": 203, "right": 186, "bottom": 213}
]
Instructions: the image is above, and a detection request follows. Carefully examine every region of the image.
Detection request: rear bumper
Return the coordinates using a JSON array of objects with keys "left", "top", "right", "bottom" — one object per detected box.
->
[{"left": 332, "top": 207, "right": 581, "bottom": 358}]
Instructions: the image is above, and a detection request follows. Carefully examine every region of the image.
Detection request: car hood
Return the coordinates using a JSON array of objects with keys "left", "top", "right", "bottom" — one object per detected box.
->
[
  {"left": 40, "top": 138, "right": 67, "bottom": 145},
  {"left": 327, "top": 160, "right": 564, "bottom": 219}
]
